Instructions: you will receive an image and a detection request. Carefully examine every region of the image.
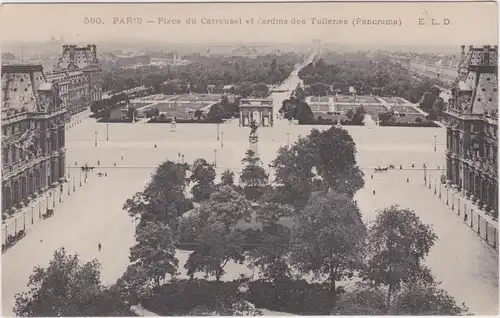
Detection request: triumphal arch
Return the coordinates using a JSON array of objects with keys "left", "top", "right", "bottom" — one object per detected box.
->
[{"left": 238, "top": 98, "right": 274, "bottom": 127}]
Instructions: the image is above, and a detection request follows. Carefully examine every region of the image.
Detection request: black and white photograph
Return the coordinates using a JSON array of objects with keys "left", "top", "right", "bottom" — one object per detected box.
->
[{"left": 0, "top": 1, "right": 498, "bottom": 316}]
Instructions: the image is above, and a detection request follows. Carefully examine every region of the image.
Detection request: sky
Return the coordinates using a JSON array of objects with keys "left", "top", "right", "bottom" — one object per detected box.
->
[{"left": 0, "top": 2, "right": 497, "bottom": 46}]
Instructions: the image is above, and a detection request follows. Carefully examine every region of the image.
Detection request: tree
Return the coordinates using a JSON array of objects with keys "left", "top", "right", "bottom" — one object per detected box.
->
[
  {"left": 111, "top": 265, "right": 153, "bottom": 307},
  {"left": 207, "top": 103, "right": 224, "bottom": 122},
  {"left": 293, "top": 100, "right": 315, "bottom": 124},
  {"left": 294, "top": 85, "right": 306, "bottom": 100},
  {"left": 182, "top": 186, "right": 252, "bottom": 281},
  {"left": 129, "top": 221, "right": 179, "bottom": 287},
  {"left": 123, "top": 160, "right": 189, "bottom": 229},
  {"left": 389, "top": 281, "right": 468, "bottom": 315},
  {"left": 239, "top": 150, "right": 269, "bottom": 200},
  {"left": 248, "top": 202, "right": 295, "bottom": 283},
  {"left": 290, "top": 192, "right": 367, "bottom": 299},
  {"left": 362, "top": 205, "right": 438, "bottom": 308},
  {"left": 332, "top": 283, "right": 387, "bottom": 315},
  {"left": 221, "top": 169, "right": 235, "bottom": 185},
  {"left": 194, "top": 109, "right": 203, "bottom": 120},
  {"left": 190, "top": 158, "right": 217, "bottom": 202},
  {"left": 270, "top": 127, "right": 364, "bottom": 208},
  {"left": 13, "top": 248, "right": 130, "bottom": 316},
  {"left": 333, "top": 280, "right": 467, "bottom": 315}
]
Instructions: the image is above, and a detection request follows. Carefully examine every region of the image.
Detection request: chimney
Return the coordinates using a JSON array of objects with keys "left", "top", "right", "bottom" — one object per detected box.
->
[
  {"left": 495, "top": 45, "right": 498, "bottom": 51},
  {"left": 461, "top": 45, "right": 466, "bottom": 59},
  {"left": 482, "top": 45, "right": 491, "bottom": 65},
  {"left": 469, "top": 45, "right": 474, "bottom": 51},
  {"left": 92, "top": 44, "right": 97, "bottom": 56},
  {"left": 62, "top": 44, "right": 69, "bottom": 54},
  {"left": 69, "top": 45, "right": 76, "bottom": 61}
]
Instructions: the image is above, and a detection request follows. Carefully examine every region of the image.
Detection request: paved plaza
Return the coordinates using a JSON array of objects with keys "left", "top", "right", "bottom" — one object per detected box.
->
[
  {"left": 2, "top": 114, "right": 498, "bottom": 316},
  {"left": 1, "top": 60, "right": 498, "bottom": 316}
]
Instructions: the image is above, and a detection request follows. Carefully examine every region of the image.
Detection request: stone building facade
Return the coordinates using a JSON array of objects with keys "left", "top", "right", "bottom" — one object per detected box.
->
[
  {"left": 46, "top": 44, "right": 102, "bottom": 116},
  {"left": 444, "top": 45, "right": 498, "bottom": 216},
  {"left": 1, "top": 64, "right": 67, "bottom": 213}
]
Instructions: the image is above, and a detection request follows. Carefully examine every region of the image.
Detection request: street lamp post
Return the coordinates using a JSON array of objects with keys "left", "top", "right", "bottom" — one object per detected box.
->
[
  {"left": 446, "top": 188, "right": 449, "bottom": 205},
  {"left": 287, "top": 132, "right": 290, "bottom": 148},
  {"left": 439, "top": 182, "right": 442, "bottom": 198},
  {"left": 217, "top": 123, "right": 220, "bottom": 141},
  {"left": 79, "top": 172, "right": 82, "bottom": 186},
  {"left": 53, "top": 190, "right": 56, "bottom": 207},
  {"left": 214, "top": 149, "right": 217, "bottom": 167},
  {"left": 434, "top": 133, "right": 437, "bottom": 152},
  {"left": 94, "top": 131, "right": 98, "bottom": 147},
  {"left": 73, "top": 176, "right": 75, "bottom": 192},
  {"left": 434, "top": 178, "right": 437, "bottom": 195},
  {"left": 182, "top": 154, "right": 185, "bottom": 164},
  {"left": 221, "top": 132, "right": 224, "bottom": 148},
  {"left": 424, "top": 165, "right": 427, "bottom": 185},
  {"left": 106, "top": 124, "right": 109, "bottom": 141}
]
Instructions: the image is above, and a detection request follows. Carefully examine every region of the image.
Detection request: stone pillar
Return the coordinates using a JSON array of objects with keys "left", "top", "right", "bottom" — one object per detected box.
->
[
  {"left": 249, "top": 133, "right": 258, "bottom": 156},
  {"left": 59, "top": 154, "right": 65, "bottom": 182},
  {"left": 485, "top": 181, "right": 490, "bottom": 208},
  {"left": 446, "top": 157, "right": 452, "bottom": 180}
]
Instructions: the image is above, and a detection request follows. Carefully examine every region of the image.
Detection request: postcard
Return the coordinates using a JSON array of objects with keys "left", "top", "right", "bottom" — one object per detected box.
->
[{"left": 0, "top": 1, "right": 498, "bottom": 317}]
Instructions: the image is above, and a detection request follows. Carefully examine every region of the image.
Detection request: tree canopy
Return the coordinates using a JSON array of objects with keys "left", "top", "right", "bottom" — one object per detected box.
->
[
  {"left": 270, "top": 126, "right": 364, "bottom": 209},
  {"left": 13, "top": 248, "right": 131, "bottom": 317},
  {"left": 129, "top": 220, "right": 179, "bottom": 287},
  {"left": 123, "top": 160, "right": 191, "bottom": 229},
  {"left": 298, "top": 52, "right": 443, "bottom": 104},
  {"left": 362, "top": 205, "right": 438, "bottom": 307},
  {"left": 290, "top": 192, "right": 367, "bottom": 296}
]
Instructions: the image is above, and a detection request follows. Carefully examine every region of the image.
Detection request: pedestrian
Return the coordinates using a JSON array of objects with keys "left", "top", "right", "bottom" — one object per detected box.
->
[
  {"left": 406, "top": 178, "right": 410, "bottom": 183},
  {"left": 400, "top": 164, "right": 402, "bottom": 170},
  {"left": 75, "top": 161, "right": 78, "bottom": 166},
  {"left": 40, "top": 239, "right": 43, "bottom": 243},
  {"left": 121, "top": 156, "right": 123, "bottom": 160},
  {"left": 114, "top": 162, "right": 116, "bottom": 167},
  {"left": 154, "top": 144, "right": 157, "bottom": 148},
  {"left": 97, "top": 160, "right": 100, "bottom": 166},
  {"left": 412, "top": 163, "right": 415, "bottom": 168},
  {"left": 104, "top": 172, "right": 107, "bottom": 177},
  {"left": 464, "top": 213, "right": 468, "bottom": 222},
  {"left": 373, "top": 190, "right": 376, "bottom": 195},
  {"left": 371, "top": 174, "right": 373, "bottom": 179},
  {"left": 98, "top": 242, "right": 102, "bottom": 251}
]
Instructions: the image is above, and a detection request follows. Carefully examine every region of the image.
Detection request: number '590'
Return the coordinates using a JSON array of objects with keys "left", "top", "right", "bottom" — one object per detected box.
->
[{"left": 84, "top": 17, "right": 103, "bottom": 24}]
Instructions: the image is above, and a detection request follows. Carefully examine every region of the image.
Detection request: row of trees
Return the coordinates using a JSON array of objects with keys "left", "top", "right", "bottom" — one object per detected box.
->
[
  {"left": 280, "top": 87, "right": 366, "bottom": 125},
  {"left": 13, "top": 126, "right": 466, "bottom": 316},
  {"left": 102, "top": 53, "right": 299, "bottom": 95},
  {"left": 298, "top": 53, "right": 443, "bottom": 104}
]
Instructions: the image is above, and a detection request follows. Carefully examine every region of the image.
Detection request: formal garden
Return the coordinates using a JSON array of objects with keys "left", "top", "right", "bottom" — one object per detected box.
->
[{"left": 13, "top": 125, "right": 468, "bottom": 316}]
